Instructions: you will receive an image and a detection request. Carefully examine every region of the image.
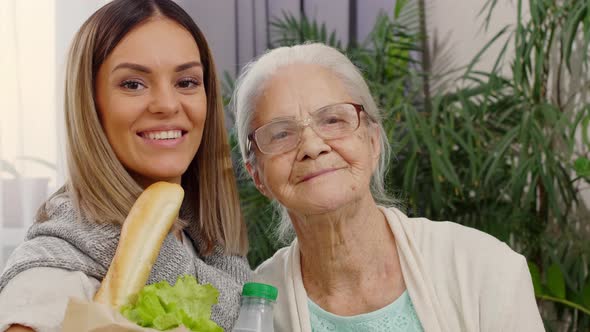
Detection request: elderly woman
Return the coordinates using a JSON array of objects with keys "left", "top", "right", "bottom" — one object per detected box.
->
[{"left": 233, "top": 43, "right": 544, "bottom": 332}]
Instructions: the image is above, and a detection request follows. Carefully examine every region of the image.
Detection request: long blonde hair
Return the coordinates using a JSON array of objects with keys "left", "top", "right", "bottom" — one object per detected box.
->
[{"left": 46, "top": 0, "right": 247, "bottom": 255}]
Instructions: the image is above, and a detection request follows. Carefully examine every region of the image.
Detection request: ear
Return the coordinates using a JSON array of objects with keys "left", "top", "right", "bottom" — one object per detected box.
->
[
  {"left": 246, "top": 162, "right": 272, "bottom": 198},
  {"left": 368, "top": 125, "right": 381, "bottom": 171}
]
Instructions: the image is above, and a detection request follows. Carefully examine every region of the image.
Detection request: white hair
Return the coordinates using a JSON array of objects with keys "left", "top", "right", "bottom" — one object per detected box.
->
[{"left": 232, "top": 43, "right": 397, "bottom": 242}]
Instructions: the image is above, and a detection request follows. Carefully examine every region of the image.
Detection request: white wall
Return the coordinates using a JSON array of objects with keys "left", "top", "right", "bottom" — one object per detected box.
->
[
  {"left": 0, "top": 0, "right": 107, "bottom": 186},
  {"left": 1, "top": 1, "right": 56, "bottom": 181},
  {"left": 427, "top": 0, "right": 528, "bottom": 77},
  {"left": 0, "top": 0, "right": 57, "bottom": 269}
]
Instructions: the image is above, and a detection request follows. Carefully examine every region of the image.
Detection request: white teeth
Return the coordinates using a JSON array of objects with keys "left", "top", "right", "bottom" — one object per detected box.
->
[{"left": 144, "top": 130, "right": 182, "bottom": 140}]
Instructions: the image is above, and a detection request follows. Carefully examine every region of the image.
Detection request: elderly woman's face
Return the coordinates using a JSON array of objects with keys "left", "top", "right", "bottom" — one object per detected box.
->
[
  {"left": 248, "top": 64, "right": 380, "bottom": 215},
  {"left": 95, "top": 18, "right": 207, "bottom": 186}
]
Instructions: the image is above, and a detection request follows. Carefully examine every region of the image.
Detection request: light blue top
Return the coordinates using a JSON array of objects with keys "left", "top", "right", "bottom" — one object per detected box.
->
[{"left": 308, "top": 290, "right": 424, "bottom": 332}]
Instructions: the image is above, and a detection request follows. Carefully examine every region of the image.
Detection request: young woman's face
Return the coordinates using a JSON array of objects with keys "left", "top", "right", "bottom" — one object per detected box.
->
[{"left": 95, "top": 17, "right": 206, "bottom": 187}]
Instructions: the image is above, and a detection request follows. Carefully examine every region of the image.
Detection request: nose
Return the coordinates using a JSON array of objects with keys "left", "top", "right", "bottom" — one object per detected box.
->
[
  {"left": 147, "top": 83, "right": 180, "bottom": 115},
  {"left": 295, "top": 126, "right": 331, "bottom": 161}
]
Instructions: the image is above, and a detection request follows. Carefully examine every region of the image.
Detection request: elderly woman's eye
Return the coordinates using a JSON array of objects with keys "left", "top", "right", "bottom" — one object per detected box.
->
[
  {"left": 271, "top": 131, "right": 292, "bottom": 141},
  {"left": 321, "top": 116, "right": 347, "bottom": 126},
  {"left": 327, "top": 117, "right": 343, "bottom": 124}
]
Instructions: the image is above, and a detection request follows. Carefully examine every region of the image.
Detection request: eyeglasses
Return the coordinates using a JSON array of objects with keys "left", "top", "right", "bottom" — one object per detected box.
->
[{"left": 247, "top": 102, "right": 367, "bottom": 155}]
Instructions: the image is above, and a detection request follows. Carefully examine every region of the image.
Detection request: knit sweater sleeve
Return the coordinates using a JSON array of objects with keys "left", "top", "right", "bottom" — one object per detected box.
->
[
  {"left": 201, "top": 246, "right": 252, "bottom": 284},
  {"left": 191, "top": 247, "right": 251, "bottom": 331}
]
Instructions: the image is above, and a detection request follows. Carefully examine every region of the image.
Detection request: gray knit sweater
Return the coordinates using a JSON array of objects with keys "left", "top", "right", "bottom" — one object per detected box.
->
[{"left": 0, "top": 192, "right": 251, "bottom": 331}]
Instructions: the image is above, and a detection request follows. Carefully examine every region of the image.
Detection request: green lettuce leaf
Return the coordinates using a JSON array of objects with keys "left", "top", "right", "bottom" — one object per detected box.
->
[{"left": 120, "top": 275, "right": 222, "bottom": 332}]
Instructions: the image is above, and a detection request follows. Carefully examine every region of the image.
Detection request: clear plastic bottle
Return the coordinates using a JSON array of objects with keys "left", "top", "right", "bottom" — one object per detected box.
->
[{"left": 232, "top": 282, "right": 278, "bottom": 332}]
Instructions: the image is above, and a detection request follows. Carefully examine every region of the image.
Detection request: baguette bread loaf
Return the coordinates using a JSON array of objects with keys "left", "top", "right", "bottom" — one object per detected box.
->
[{"left": 93, "top": 181, "right": 184, "bottom": 309}]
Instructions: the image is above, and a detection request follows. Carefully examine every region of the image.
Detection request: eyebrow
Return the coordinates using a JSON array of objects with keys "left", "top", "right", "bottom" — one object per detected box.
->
[
  {"left": 175, "top": 61, "right": 202, "bottom": 72},
  {"left": 112, "top": 61, "right": 202, "bottom": 73},
  {"left": 269, "top": 116, "right": 297, "bottom": 122}
]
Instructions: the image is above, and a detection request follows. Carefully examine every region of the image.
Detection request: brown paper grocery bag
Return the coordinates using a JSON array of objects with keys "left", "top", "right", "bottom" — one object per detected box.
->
[{"left": 61, "top": 297, "right": 190, "bottom": 332}]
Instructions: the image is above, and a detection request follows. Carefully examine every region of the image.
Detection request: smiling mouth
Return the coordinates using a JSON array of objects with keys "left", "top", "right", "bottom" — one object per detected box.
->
[
  {"left": 138, "top": 130, "right": 188, "bottom": 140},
  {"left": 300, "top": 168, "right": 342, "bottom": 182}
]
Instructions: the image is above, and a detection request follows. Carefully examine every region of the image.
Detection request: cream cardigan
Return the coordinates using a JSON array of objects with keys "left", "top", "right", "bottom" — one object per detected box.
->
[{"left": 253, "top": 207, "right": 545, "bottom": 332}]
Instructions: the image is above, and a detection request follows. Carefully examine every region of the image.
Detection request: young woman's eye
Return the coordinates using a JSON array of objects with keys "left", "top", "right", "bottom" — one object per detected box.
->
[
  {"left": 177, "top": 78, "right": 201, "bottom": 89},
  {"left": 120, "top": 80, "right": 146, "bottom": 90}
]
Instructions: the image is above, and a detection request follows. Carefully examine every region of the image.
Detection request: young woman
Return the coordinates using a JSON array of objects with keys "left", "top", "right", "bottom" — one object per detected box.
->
[{"left": 0, "top": 1, "right": 250, "bottom": 331}]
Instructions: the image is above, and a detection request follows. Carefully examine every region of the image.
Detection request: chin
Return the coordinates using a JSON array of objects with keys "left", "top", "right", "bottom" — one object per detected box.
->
[
  {"left": 298, "top": 195, "right": 354, "bottom": 214},
  {"left": 141, "top": 167, "right": 188, "bottom": 183}
]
